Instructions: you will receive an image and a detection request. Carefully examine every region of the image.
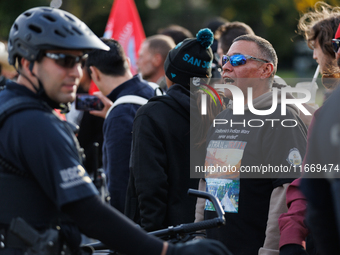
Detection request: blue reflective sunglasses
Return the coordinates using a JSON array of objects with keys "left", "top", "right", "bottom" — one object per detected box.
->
[
  {"left": 222, "top": 54, "right": 269, "bottom": 67},
  {"left": 332, "top": 39, "right": 340, "bottom": 53}
]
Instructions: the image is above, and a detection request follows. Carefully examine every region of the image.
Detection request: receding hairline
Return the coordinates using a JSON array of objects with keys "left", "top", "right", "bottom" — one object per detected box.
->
[
  {"left": 232, "top": 34, "right": 278, "bottom": 77},
  {"left": 233, "top": 35, "right": 276, "bottom": 58},
  {"left": 143, "top": 34, "right": 176, "bottom": 58}
]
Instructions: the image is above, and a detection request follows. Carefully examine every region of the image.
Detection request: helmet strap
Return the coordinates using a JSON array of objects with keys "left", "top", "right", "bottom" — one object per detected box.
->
[
  {"left": 15, "top": 63, "right": 39, "bottom": 95},
  {"left": 17, "top": 59, "right": 70, "bottom": 112},
  {"left": 29, "top": 61, "right": 34, "bottom": 73},
  {"left": 27, "top": 61, "right": 45, "bottom": 96}
]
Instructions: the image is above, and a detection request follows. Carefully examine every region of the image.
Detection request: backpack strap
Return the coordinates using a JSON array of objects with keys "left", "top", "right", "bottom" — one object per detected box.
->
[
  {"left": 105, "top": 95, "right": 149, "bottom": 119},
  {"left": 0, "top": 96, "right": 48, "bottom": 126},
  {"left": 148, "top": 82, "right": 164, "bottom": 96}
]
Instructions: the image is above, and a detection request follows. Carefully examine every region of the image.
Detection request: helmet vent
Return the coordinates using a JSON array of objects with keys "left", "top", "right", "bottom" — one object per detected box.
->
[
  {"left": 64, "top": 14, "right": 75, "bottom": 23},
  {"left": 62, "top": 26, "right": 74, "bottom": 36},
  {"left": 28, "top": 25, "right": 42, "bottom": 34},
  {"left": 72, "top": 27, "right": 82, "bottom": 35},
  {"left": 43, "top": 14, "right": 56, "bottom": 22},
  {"left": 23, "top": 12, "right": 32, "bottom": 17},
  {"left": 54, "top": 30, "right": 66, "bottom": 38}
]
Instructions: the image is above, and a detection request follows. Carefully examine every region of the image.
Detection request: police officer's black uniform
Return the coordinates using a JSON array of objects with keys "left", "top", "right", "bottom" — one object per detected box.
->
[
  {"left": 0, "top": 80, "right": 99, "bottom": 250},
  {"left": 0, "top": 6, "right": 231, "bottom": 255}
]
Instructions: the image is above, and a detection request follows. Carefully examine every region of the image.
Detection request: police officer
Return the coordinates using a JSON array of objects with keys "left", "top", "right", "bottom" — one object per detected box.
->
[{"left": 0, "top": 6, "right": 229, "bottom": 255}]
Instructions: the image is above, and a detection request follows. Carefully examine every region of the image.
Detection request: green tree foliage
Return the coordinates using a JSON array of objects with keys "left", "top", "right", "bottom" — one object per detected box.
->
[
  {"left": 0, "top": 0, "right": 113, "bottom": 40},
  {"left": 1, "top": 0, "right": 340, "bottom": 69},
  {"left": 0, "top": 0, "right": 50, "bottom": 41}
]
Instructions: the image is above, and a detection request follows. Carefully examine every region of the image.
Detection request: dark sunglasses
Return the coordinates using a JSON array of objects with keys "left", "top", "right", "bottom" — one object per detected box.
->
[
  {"left": 332, "top": 39, "right": 340, "bottom": 53},
  {"left": 44, "top": 53, "right": 88, "bottom": 68},
  {"left": 222, "top": 54, "right": 269, "bottom": 67}
]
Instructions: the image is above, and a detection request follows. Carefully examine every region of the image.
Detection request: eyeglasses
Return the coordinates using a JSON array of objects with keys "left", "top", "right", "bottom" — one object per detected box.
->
[
  {"left": 332, "top": 39, "right": 340, "bottom": 53},
  {"left": 44, "top": 53, "right": 88, "bottom": 68},
  {"left": 222, "top": 54, "right": 269, "bottom": 67}
]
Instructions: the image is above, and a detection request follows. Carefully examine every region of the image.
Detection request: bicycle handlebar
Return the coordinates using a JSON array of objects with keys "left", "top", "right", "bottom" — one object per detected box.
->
[
  {"left": 85, "top": 189, "right": 225, "bottom": 251},
  {"left": 149, "top": 189, "right": 225, "bottom": 237}
]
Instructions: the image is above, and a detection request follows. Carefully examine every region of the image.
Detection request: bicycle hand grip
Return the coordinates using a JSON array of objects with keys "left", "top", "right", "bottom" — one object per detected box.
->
[{"left": 179, "top": 218, "right": 224, "bottom": 233}]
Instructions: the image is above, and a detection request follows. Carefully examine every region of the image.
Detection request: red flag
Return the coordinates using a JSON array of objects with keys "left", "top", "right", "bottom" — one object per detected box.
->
[
  {"left": 336, "top": 23, "right": 340, "bottom": 39},
  {"left": 104, "top": 0, "right": 146, "bottom": 75},
  {"left": 88, "top": 80, "right": 99, "bottom": 95}
]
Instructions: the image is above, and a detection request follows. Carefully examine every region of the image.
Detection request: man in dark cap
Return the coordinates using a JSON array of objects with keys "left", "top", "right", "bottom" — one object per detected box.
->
[{"left": 125, "top": 28, "right": 215, "bottom": 232}]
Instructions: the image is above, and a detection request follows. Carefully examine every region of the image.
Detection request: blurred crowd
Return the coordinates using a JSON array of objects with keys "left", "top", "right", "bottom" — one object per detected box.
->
[{"left": 1, "top": 1, "right": 340, "bottom": 255}]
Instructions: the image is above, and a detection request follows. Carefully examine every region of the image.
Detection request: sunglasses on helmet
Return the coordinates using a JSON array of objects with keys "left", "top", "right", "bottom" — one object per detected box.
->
[
  {"left": 332, "top": 39, "right": 340, "bottom": 53},
  {"left": 44, "top": 53, "right": 88, "bottom": 68},
  {"left": 222, "top": 54, "right": 269, "bottom": 67}
]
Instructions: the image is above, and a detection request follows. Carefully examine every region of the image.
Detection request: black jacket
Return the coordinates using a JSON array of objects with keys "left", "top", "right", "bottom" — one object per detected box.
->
[
  {"left": 0, "top": 81, "right": 164, "bottom": 255},
  {"left": 103, "top": 74, "right": 155, "bottom": 213},
  {"left": 125, "top": 84, "right": 201, "bottom": 231}
]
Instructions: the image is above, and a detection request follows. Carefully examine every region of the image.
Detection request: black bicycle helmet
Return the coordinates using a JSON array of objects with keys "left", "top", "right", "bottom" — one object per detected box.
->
[{"left": 8, "top": 6, "right": 109, "bottom": 65}]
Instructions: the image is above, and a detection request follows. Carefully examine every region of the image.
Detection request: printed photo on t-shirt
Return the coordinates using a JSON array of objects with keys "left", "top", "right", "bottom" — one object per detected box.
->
[
  {"left": 205, "top": 140, "right": 246, "bottom": 179},
  {"left": 204, "top": 140, "right": 247, "bottom": 213},
  {"left": 205, "top": 178, "right": 240, "bottom": 213}
]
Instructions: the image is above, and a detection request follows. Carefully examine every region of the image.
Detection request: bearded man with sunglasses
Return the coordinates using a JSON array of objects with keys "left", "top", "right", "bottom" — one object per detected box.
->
[
  {"left": 0, "top": 7, "right": 230, "bottom": 255},
  {"left": 202, "top": 34, "right": 307, "bottom": 255}
]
